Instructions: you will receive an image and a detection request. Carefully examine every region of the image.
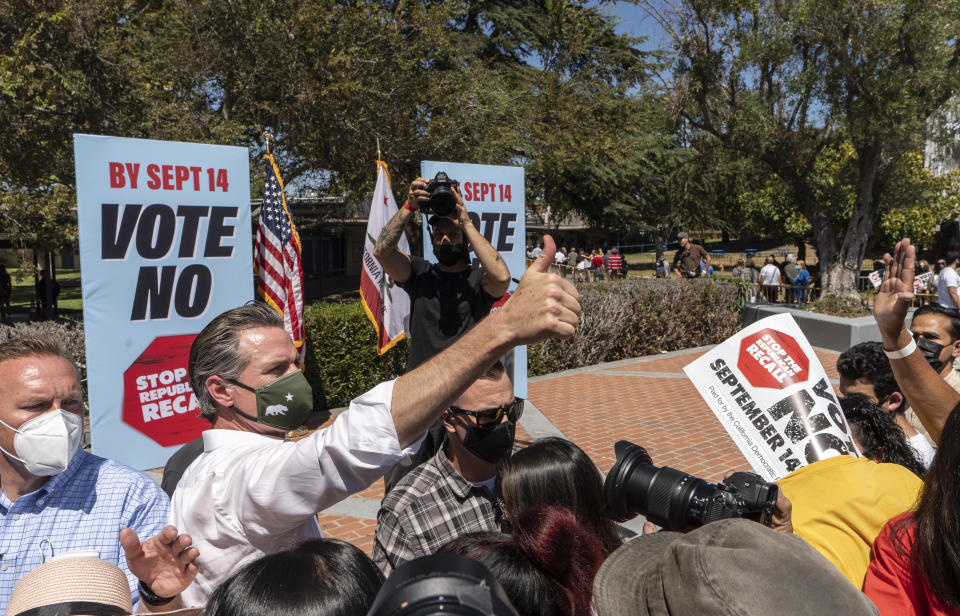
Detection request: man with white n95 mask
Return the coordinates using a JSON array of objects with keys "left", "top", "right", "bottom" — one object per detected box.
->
[{"left": 0, "top": 335, "right": 169, "bottom": 613}]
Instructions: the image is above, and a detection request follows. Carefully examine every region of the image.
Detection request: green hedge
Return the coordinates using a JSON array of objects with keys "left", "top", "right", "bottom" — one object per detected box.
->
[
  {"left": 303, "top": 278, "right": 744, "bottom": 408},
  {"left": 303, "top": 302, "right": 409, "bottom": 410},
  {"left": 527, "top": 278, "right": 744, "bottom": 376}
]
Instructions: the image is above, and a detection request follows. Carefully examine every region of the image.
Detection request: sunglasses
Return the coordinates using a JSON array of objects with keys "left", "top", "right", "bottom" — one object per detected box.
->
[{"left": 450, "top": 397, "right": 525, "bottom": 428}]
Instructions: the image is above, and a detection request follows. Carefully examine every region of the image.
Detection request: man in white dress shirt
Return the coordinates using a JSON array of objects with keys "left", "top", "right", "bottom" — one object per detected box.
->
[{"left": 171, "top": 236, "right": 579, "bottom": 606}]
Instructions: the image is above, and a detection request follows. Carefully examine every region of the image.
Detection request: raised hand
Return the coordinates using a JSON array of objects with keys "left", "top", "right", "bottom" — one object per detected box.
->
[
  {"left": 407, "top": 177, "right": 429, "bottom": 210},
  {"left": 874, "top": 238, "right": 915, "bottom": 340},
  {"left": 497, "top": 235, "right": 581, "bottom": 344},
  {"left": 121, "top": 525, "right": 199, "bottom": 600}
]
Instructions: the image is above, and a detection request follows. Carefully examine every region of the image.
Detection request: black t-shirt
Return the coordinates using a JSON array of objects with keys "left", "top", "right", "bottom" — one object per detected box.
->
[{"left": 399, "top": 255, "right": 499, "bottom": 371}]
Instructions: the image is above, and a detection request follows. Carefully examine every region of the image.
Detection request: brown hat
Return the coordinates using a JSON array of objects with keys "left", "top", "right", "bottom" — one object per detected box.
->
[
  {"left": 592, "top": 519, "right": 878, "bottom": 616},
  {"left": 6, "top": 556, "right": 200, "bottom": 616}
]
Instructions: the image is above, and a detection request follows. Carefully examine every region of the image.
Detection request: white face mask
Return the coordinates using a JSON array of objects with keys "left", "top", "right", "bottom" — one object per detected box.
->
[{"left": 0, "top": 409, "right": 83, "bottom": 476}]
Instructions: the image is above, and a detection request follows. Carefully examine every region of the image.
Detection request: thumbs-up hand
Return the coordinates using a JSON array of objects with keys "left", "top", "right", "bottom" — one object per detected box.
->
[{"left": 496, "top": 235, "right": 581, "bottom": 345}]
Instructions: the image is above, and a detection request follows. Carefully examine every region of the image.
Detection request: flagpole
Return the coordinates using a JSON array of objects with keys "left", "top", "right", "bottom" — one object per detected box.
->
[
  {"left": 263, "top": 130, "right": 273, "bottom": 156},
  {"left": 376, "top": 137, "right": 381, "bottom": 162}
]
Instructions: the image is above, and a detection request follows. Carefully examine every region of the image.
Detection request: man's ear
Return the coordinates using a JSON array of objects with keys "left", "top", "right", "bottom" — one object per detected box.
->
[
  {"left": 440, "top": 409, "right": 458, "bottom": 434},
  {"left": 885, "top": 391, "right": 904, "bottom": 414},
  {"left": 205, "top": 376, "right": 235, "bottom": 408},
  {"left": 951, "top": 338, "right": 960, "bottom": 360}
]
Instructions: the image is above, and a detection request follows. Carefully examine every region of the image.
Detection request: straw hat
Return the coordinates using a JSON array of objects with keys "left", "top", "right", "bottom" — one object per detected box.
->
[{"left": 6, "top": 556, "right": 200, "bottom": 616}]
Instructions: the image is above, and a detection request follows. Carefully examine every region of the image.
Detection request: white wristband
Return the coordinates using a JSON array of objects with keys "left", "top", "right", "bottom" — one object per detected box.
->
[{"left": 883, "top": 337, "right": 916, "bottom": 359}]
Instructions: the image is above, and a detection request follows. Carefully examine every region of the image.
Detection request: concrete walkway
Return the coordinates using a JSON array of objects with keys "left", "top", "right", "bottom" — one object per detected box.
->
[{"left": 307, "top": 344, "right": 842, "bottom": 555}]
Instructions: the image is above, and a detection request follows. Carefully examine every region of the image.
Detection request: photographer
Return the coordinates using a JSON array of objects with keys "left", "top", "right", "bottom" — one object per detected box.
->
[
  {"left": 374, "top": 175, "right": 511, "bottom": 493},
  {"left": 672, "top": 232, "right": 709, "bottom": 279},
  {"left": 374, "top": 176, "right": 511, "bottom": 370}
]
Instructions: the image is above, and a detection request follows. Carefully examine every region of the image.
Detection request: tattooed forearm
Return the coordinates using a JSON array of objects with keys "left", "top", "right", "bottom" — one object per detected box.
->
[{"left": 374, "top": 215, "right": 406, "bottom": 256}]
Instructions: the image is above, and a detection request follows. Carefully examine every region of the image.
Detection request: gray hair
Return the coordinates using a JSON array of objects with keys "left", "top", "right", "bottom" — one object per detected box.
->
[
  {"left": 189, "top": 302, "right": 283, "bottom": 423},
  {"left": 0, "top": 333, "right": 67, "bottom": 364}
]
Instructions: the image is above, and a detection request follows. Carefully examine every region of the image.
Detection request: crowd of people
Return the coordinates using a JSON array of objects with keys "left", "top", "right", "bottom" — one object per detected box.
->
[
  {"left": 527, "top": 244, "right": 627, "bottom": 282},
  {"left": 1, "top": 189, "right": 958, "bottom": 616}
]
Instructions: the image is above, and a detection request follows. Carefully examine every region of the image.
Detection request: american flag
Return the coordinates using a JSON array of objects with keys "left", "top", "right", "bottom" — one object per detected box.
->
[{"left": 256, "top": 154, "right": 305, "bottom": 360}]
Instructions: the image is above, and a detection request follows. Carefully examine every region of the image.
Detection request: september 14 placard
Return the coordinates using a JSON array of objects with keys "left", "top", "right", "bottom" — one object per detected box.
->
[{"left": 683, "top": 313, "right": 861, "bottom": 481}]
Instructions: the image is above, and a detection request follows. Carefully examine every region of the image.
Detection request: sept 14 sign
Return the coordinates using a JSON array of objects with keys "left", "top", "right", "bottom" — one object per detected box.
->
[
  {"left": 74, "top": 134, "right": 253, "bottom": 470},
  {"left": 683, "top": 313, "right": 861, "bottom": 481},
  {"left": 420, "top": 161, "right": 527, "bottom": 398}
]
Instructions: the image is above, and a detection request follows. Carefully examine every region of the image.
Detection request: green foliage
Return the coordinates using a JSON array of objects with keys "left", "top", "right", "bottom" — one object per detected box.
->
[
  {"left": 878, "top": 153, "right": 960, "bottom": 251},
  {"left": 303, "top": 301, "right": 408, "bottom": 410},
  {"left": 526, "top": 278, "right": 743, "bottom": 376},
  {"left": 0, "top": 1, "right": 659, "bottom": 241},
  {"left": 302, "top": 279, "right": 743, "bottom": 404},
  {"left": 662, "top": 0, "right": 960, "bottom": 297}
]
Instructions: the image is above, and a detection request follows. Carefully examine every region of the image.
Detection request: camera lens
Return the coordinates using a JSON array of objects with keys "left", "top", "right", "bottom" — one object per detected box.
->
[
  {"left": 428, "top": 190, "right": 457, "bottom": 218},
  {"left": 367, "top": 554, "right": 518, "bottom": 616},
  {"left": 604, "top": 441, "right": 716, "bottom": 532}
]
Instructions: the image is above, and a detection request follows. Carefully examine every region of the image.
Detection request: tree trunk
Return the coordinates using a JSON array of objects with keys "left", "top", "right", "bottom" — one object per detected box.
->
[{"left": 794, "top": 146, "right": 884, "bottom": 301}]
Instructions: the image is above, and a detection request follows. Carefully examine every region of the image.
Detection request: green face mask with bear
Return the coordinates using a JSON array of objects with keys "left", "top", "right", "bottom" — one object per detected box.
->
[{"left": 227, "top": 369, "right": 314, "bottom": 430}]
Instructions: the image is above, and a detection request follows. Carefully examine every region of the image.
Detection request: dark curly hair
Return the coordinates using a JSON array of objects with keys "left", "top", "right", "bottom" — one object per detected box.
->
[
  {"left": 839, "top": 395, "right": 925, "bottom": 477},
  {"left": 836, "top": 341, "right": 901, "bottom": 405}
]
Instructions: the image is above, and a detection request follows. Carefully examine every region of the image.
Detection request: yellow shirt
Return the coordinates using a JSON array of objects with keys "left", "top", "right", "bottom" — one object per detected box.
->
[{"left": 778, "top": 455, "right": 923, "bottom": 588}]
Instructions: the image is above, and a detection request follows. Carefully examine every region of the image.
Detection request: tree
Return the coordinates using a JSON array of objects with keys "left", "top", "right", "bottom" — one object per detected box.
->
[
  {"left": 1, "top": 1, "right": 660, "bottom": 242},
  {"left": 649, "top": 0, "right": 960, "bottom": 298}
]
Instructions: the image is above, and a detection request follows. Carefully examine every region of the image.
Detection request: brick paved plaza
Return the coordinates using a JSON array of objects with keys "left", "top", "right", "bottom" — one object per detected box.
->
[{"left": 308, "top": 344, "right": 841, "bottom": 555}]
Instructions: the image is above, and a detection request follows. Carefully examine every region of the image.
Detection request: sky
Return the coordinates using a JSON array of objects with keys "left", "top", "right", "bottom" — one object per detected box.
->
[{"left": 602, "top": 1, "right": 671, "bottom": 52}]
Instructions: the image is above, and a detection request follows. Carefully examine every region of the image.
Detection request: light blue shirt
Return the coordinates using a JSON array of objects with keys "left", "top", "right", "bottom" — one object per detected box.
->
[{"left": 0, "top": 449, "right": 169, "bottom": 612}]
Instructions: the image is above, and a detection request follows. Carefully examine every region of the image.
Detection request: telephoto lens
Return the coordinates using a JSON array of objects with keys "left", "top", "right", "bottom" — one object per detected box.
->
[
  {"left": 604, "top": 440, "right": 779, "bottom": 533},
  {"left": 603, "top": 440, "right": 716, "bottom": 532},
  {"left": 366, "top": 554, "right": 519, "bottom": 616}
]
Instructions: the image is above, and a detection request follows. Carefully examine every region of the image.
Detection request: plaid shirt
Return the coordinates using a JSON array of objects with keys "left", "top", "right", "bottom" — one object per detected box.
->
[
  {"left": 373, "top": 446, "right": 501, "bottom": 575},
  {"left": 0, "top": 449, "right": 170, "bottom": 612}
]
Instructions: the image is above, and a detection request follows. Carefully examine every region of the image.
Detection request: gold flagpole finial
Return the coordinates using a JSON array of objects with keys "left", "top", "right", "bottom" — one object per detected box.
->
[
  {"left": 376, "top": 137, "right": 382, "bottom": 162},
  {"left": 263, "top": 131, "right": 273, "bottom": 156}
]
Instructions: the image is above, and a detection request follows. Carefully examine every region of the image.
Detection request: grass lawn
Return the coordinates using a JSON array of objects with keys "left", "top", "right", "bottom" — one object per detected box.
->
[{"left": 8, "top": 269, "right": 83, "bottom": 312}]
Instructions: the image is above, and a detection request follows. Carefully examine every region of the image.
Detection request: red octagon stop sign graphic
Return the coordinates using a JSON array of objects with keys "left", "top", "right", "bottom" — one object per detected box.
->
[
  {"left": 123, "top": 334, "right": 207, "bottom": 447},
  {"left": 736, "top": 328, "right": 810, "bottom": 389}
]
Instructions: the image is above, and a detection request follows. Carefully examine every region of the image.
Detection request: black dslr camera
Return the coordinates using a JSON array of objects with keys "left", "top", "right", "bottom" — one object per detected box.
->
[
  {"left": 423, "top": 171, "right": 460, "bottom": 218},
  {"left": 604, "top": 440, "right": 779, "bottom": 533}
]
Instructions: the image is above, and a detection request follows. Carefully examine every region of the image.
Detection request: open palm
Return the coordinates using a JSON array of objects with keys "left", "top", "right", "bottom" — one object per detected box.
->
[
  {"left": 874, "top": 239, "right": 915, "bottom": 339},
  {"left": 121, "top": 525, "right": 199, "bottom": 598}
]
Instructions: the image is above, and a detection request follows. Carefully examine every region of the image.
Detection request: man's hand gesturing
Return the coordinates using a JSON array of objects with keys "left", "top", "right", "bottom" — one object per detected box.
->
[
  {"left": 497, "top": 235, "right": 580, "bottom": 344},
  {"left": 121, "top": 525, "right": 199, "bottom": 601}
]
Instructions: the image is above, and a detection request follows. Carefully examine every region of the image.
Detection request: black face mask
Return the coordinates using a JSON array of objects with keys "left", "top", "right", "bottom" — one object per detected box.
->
[
  {"left": 461, "top": 421, "right": 516, "bottom": 463},
  {"left": 915, "top": 334, "right": 948, "bottom": 372},
  {"left": 434, "top": 242, "right": 469, "bottom": 266}
]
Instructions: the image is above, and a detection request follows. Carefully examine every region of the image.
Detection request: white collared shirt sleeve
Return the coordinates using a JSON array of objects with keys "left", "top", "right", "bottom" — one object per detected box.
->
[{"left": 203, "top": 379, "right": 423, "bottom": 537}]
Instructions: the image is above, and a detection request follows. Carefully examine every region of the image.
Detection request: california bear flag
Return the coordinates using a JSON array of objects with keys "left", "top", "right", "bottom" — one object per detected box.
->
[{"left": 360, "top": 161, "right": 410, "bottom": 354}]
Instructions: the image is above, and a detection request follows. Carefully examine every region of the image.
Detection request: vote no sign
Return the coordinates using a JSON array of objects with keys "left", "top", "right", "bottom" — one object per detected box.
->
[
  {"left": 75, "top": 135, "right": 253, "bottom": 469},
  {"left": 421, "top": 160, "right": 527, "bottom": 398}
]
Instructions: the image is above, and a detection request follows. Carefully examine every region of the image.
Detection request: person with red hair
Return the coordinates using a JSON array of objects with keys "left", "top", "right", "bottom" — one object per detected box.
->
[{"left": 440, "top": 505, "right": 604, "bottom": 616}]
